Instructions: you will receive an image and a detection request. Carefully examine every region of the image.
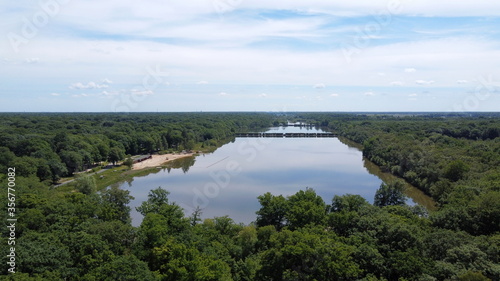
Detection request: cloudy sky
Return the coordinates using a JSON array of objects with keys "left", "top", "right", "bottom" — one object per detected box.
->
[{"left": 1, "top": 0, "right": 500, "bottom": 112}]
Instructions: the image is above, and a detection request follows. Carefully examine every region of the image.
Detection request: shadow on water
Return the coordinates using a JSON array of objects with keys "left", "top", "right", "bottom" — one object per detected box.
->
[{"left": 338, "top": 137, "right": 437, "bottom": 211}]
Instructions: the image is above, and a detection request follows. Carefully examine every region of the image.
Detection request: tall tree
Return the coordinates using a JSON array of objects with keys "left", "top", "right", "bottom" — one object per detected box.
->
[
  {"left": 286, "top": 188, "right": 327, "bottom": 229},
  {"left": 75, "top": 175, "right": 97, "bottom": 195},
  {"left": 255, "top": 192, "right": 287, "bottom": 230},
  {"left": 108, "top": 147, "right": 125, "bottom": 165},
  {"left": 99, "top": 185, "right": 134, "bottom": 223}
]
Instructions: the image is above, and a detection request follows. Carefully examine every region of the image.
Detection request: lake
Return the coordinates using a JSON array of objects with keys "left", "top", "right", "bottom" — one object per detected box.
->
[{"left": 116, "top": 126, "right": 434, "bottom": 226}]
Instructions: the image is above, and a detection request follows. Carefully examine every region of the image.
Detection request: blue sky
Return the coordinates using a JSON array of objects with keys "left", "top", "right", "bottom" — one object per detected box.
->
[{"left": 1, "top": 0, "right": 500, "bottom": 112}]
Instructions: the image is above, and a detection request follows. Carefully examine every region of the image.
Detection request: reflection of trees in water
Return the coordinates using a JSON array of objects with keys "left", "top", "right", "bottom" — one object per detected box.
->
[
  {"left": 338, "top": 136, "right": 437, "bottom": 211},
  {"left": 166, "top": 156, "right": 196, "bottom": 173},
  {"left": 362, "top": 155, "right": 437, "bottom": 211}
]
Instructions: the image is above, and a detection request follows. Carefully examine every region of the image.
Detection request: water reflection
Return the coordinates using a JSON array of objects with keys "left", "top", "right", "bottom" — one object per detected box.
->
[
  {"left": 337, "top": 138, "right": 437, "bottom": 210},
  {"left": 165, "top": 156, "right": 197, "bottom": 173},
  {"left": 120, "top": 127, "right": 435, "bottom": 226}
]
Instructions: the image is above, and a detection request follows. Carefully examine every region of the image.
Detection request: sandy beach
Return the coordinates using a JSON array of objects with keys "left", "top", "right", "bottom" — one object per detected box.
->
[{"left": 132, "top": 153, "right": 195, "bottom": 170}]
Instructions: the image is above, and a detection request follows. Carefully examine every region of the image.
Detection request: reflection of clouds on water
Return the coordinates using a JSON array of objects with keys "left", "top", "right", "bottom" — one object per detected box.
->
[{"left": 122, "top": 127, "right": 385, "bottom": 226}]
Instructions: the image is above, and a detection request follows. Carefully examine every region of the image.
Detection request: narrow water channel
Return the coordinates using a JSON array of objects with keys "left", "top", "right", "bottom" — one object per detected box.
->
[{"left": 116, "top": 126, "right": 435, "bottom": 226}]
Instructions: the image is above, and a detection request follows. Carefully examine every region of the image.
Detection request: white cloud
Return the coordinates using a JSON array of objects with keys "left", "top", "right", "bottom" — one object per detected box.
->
[
  {"left": 19, "top": 0, "right": 500, "bottom": 35},
  {"left": 415, "top": 80, "right": 435, "bottom": 85},
  {"left": 70, "top": 83, "right": 86, "bottom": 89},
  {"left": 391, "top": 81, "right": 404, "bottom": 86},
  {"left": 364, "top": 91, "right": 375, "bottom": 96},
  {"left": 330, "top": 93, "right": 340, "bottom": 97},
  {"left": 197, "top": 81, "right": 209, "bottom": 85},
  {"left": 3, "top": 1, "right": 500, "bottom": 112},
  {"left": 218, "top": 92, "right": 229, "bottom": 96},
  {"left": 313, "top": 83, "right": 326, "bottom": 89},
  {"left": 25, "top": 58, "right": 40, "bottom": 64},
  {"left": 457, "top": 79, "right": 469, "bottom": 84},
  {"left": 408, "top": 93, "right": 418, "bottom": 97},
  {"left": 70, "top": 81, "right": 109, "bottom": 89},
  {"left": 12, "top": 34, "right": 499, "bottom": 89},
  {"left": 259, "top": 93, "right": 268, "bottom": 98},
  {"left": 131, "top": 90, "right": 154, "bottom": 96},
  {"left": 101, "top": 91, "right": 118, "bottom": 96},
  {"left": 72, "top": 93, "right": 90, "bottom": 98},
  {"left": 50, "top": 93, "right": 60, "bottom": 96}
]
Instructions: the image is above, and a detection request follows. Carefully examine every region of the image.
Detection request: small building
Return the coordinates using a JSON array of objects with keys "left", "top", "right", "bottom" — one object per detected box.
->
[{"left": 132, "top": 155, "right": 152, "bottom": 164}]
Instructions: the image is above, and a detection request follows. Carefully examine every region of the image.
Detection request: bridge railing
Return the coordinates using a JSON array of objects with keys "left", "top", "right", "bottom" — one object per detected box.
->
[{"left": 234, "top": 132, "right": 337, "bottom": 138}]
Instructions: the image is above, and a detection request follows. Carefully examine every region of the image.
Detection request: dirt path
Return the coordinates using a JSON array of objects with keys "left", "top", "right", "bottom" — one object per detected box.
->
[{"left": 132, "top": 153, "right": 195, "bottom": 170}]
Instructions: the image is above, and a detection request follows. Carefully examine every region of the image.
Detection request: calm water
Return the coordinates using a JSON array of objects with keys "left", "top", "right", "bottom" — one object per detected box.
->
[{"left": 117, "top": 127, "right": 434, "bottom": 226}]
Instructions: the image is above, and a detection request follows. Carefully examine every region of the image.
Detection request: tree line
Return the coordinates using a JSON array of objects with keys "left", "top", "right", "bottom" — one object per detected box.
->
[{"left": 0, "top": 113, "right": 274, "bottom": 183}]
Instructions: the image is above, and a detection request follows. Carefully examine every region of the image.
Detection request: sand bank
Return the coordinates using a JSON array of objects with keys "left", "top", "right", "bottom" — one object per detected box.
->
[{"left": 132, "top": 153, "right": 195, "bottom": 170}]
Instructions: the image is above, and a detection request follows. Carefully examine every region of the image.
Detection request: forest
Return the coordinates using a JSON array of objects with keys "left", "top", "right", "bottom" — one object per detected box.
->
[{"left": 0, "top": 112, "right": 499, "bottom": 281}]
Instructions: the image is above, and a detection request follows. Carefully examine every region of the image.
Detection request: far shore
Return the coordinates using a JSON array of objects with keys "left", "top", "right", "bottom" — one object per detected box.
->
[{"left": 132, "top": 153, "right": 195, "bottom": 170}]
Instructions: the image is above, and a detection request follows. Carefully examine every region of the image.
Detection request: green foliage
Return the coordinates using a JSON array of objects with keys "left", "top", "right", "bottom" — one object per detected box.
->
[
  {"left": 123, "top": 157, "right": 134, "bottom": 169},
  {"left": 255, "top": 192, "right": 287, "bottom": 229},
  {"left": 64, "top": 231, "right": 115, "bottom": 275},
  {"left": 82, "top": 255, "right": 156, "bottom": 281},
  {"left": 60, "top": 150, "right": 84, "bottom": 174},
  {"left": 444, "top": 160, "right": 470, "bottom": 182},
  {"left": 430, "top": 179, "right": 453, "bottom": 205},
  {"left": 469, "top": 191, "right": 500, "bottom": 235},
  {"left": 136, "top": 187, "right": 172, "bottom": 216},
  {"left": 75, "top": 174, "right": 97, "bottom": 195},
  {"left": 330, "top": 194, "right": 369, "bottom": 212},
  {"left": 151, "top": 237, "right": 232, "bottom": 281},
  {"left": 258, "top": 227, "right": 361, "bottom": 280},
  {"left": 256, "top": 188, "right": 327, "bottom": 230},
  {"left": 98, "top": 185, "right": 134, "bottom": 223},
  {"left": 108, "top": 147, "right": 125, "bottom": 165},
  {"left": 457, "top": 271, "right": 492, "bottom": 281},
  {"left": 16, "top": 232, "right": 73, "bottom": 278},
  {"left": 136, "top": 187, "right": 189, "bottom": 235},
  {"left": 81, "top": 220, "right": 135, "bottom": 255},
  {"left": 374, "top": 180, "right": 407, "bottom": 207},
  {"left": 285, "top": 188, "right": 327, "bottom": 229},
  {"left": 0, "top": 146, "right": 15, "bottom": 172}
]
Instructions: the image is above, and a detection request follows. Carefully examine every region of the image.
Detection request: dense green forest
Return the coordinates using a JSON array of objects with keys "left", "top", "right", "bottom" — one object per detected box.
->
[
  {"left": 0, "top": 112, "right": 499, "bottom": 280},
  {"left": 0, "top": 113, "right": 273, "bottom": 183}
]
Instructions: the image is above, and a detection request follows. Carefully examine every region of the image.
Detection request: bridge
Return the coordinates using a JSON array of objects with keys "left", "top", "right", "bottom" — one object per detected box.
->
[{"left": 235, "top": 132, "right": 337, "bottom": 138}]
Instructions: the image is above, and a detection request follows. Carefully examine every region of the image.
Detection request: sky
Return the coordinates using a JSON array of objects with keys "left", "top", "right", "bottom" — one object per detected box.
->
[{"left": 1, "top": 0, "right": 500, "bottom": 112}]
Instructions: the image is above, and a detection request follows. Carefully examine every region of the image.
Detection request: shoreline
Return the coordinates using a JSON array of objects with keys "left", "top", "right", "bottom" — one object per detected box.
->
[{"left": 132, "top": 153, "right": 196, "bottom": 170}]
